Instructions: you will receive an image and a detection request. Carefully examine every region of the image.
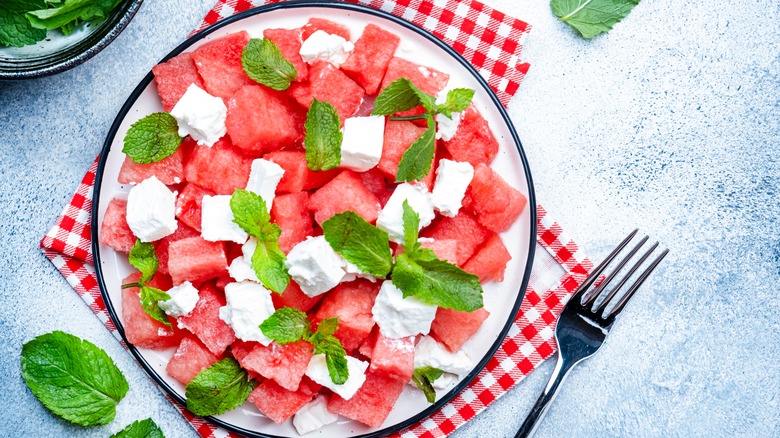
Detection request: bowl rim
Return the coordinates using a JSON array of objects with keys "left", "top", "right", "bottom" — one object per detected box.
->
[{"left": 90, "top": 2, "right": 537, "bottom": 437}]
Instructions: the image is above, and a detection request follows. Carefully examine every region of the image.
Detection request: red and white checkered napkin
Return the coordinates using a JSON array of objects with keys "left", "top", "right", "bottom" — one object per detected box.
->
[{"left": 40, "top": 0, "right": 595, "bottom": 436}]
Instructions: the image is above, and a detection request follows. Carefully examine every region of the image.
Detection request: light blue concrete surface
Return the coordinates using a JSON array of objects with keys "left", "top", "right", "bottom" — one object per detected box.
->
[{"left": 0, "top": 0, "right": 778, "bottom": 437}]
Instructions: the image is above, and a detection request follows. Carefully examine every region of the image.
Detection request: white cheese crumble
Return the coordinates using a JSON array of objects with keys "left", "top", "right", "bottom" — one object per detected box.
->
[
  {"left": 434, "top": 88, "right": 463, "bottom": 141},
  {"left": 200, "top": 195, "right": 248, "bottom": 244},
  {"left": 292, "top": 396, "right": 338, "bottom": 435},
  {"left": 228, "top": 255, "right": 259, "bottom": 283},
  {"left": 414, "top": 335, "right": 473, "bottom": 377},
  {"left": 158, "top": 281, "right": 199, "bottom": 317},
  {"left": 339, "top": 116, "right": 385, "bottom": 172},
  {"left": 305, "top": 354, "right": 368, "bottom": 400},
  {"left": 372, "top": 281, "right": 437, "bottom": 338},
  {"left": 169, "top": 84, "right": 227, "bottom": 147},
  {"left": 299, "top": 30, "right": 355, "bottom": 66},
  {"left": 376, "top": 183, "right": 436, "bottom": 244},
  {"left": 126, "top": 176, "right": 178, "bottom": 242},
  {"left": 246, "top": 159, "right": 285, "bottom": 211},
  {"left": 218, "top": 281, "right": 275, "bottom": 345},
  {"left": 285, "top": 236, "right": 346, "bottom": 297},
  {"left": 431, "top": 159, "right": 474, "bottom": 217}
]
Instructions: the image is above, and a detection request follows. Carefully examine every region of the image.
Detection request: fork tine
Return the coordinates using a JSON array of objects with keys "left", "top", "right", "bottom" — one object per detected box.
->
[
  {"left": 572, "top": 229, "right": 638, "bottom": 305},
  {"left": 604, "top": 247, "right": 669, "bottom": 318},
  {"left": 590, "top": 237, "right": 650, "bottom": 311}
]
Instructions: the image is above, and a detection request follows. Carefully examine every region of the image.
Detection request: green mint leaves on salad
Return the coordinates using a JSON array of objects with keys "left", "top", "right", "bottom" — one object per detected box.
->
[
  {"left": 20, "top": 331, "right": 129, "bottom": 426},
  {"left": 123, "top": 240, "right": 172, "bottom": 328},
  {"left": 241, "top": 37, "right": 297, "bottom": 91},
  {"left": 551, "top": 0, "right": 641, "bottom": 39},
  {"left": 185, "top": 358, "right": 255, "bottom": 417},
  {"left": 128, "top": 240, "right": 158, "bottom": 284},
  {"left": 230, "top": 189, "right": 290, "bottom": 294},
  {"left": 395, "top": 114, "right": 436, "bottom": 183},
  {"left": 412, "top": 366, "right": 444, "bottom": 403},
  {"left": 110, "top": 418, "right": 165, "bottom": 438},
  {"left": 371, "top": 78, "right": 424, "bottom": 116},
  {"left": 122, "top": 112, "right": 183, "bottom": 165},
  {"left": 321, "top": 211, "right": 394, "bottom": 278},
  {"left": 304, "top": 99, "right": 342, "bottom": 171},
  {"left": 259, "top": 307, "right": 311, "bottom": 344}
]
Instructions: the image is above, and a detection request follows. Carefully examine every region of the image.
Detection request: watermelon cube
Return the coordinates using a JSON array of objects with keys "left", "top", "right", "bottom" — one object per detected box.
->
[
  {"left": 308, "top": 170, "right": 381, "bottom": 225},
  {"left": 328, "top": 370, "right": 407, "bottom": 428},
  {"left": 191, "top": 31, "right": 253, "bottom": 100},
  {"left": 313, "top": 280, "right": 379, "bottom": 352},
  {"left": 183, "top": 137, "right": 252, "bottom": 195},
  {"left": 239, "top": 341, "right": 314, "bottom": 391},
  {"left": 271, "top": 280, "right": 324, "bottom": 313},
  {"left": 151, "top": 52, "right": 205, "bottom": 112},
  {"left": 167, "top": 237, "right": 228, "bottom": 285},
  {"left": 430, "top": 307, "right": 490, "bottom": 352},
  {"left": 270, "top": 192, "right": 313, "bottom": 253},
  {"left": 359, "top": 168, "right": 388, "bottom": 200},
  {"left": 421, "top": 212, "right": 491, "bottom": 266},
  {"left": 463, "top": 163, "right": 527, "bottom": 232},
  {"left": 177, "top": 283, "right": 235, "bottom": 356},
  {"left": 377, "top": 120, "right": 428, "bottom": 182},
  {"left": 420, "top": 238, "right": 458, "bottom": 264},
  {"left": 174, "top": 183, "right": 214, "bottom": 232},
  {"left": 165, "top": 336, "right": 219, "bottom": 385},
  {"left": 121, "top": 273, "right": 180, "bottom": 349},
  {"left": 263, "top": 27, "right": 308, "bottom": 82},
  {"left": 118, "top": 145, "right": 185, "bottom": 186},
  {"left": 248, "top": 378, "right": 316, "bottom": 424},
  {"left": 462, "top": 234, "right": 512, "bottom": 283},
  {"left": 357, "top": 328, "right": 378, "bottom": 360},
  {"left": 302, "top": 17, "right": 351, "bottom": 41},
  {"left": 156, "top": 223, "right": 200, "bottom": 276},
  {"left": 369, "top": 334, "right": 414, "bottom": 382},
  {"left": 289, "top": 61, "right": 364, "bottom": 123},
  {"left": 264, "top": 150, "right": 339, "bottom": 193},
  {"left": 380, "top": 57, "right": 449, "bottom": 96},
  {"left": 340, "top": 24, "right": 400, "bottom": 95},
  {"left": 226, "top": 85, "right": 305, "bottom": 155},
  {"left": 99, "top": 198, "right": 135, "bottom": 253},
  {"left": 442, "top": 105, "right": 499, "bottom": 166}
]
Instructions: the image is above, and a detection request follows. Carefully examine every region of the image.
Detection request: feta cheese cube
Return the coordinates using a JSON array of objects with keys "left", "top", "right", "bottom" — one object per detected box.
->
[
  {"left": 246, "top": 159, "right": 285, "bottom": 211},
  {"left": 431, "top": 159, "right": 474, "bottom": 217},
  {"left": 305, "top": 354, "right": 368, "bottom": 400},
  {"left": 285, "top": 236, "right": 346, "bottom": 297},
  {"left": 372, "top": 281, "right": 437, "bottom": 338},
  {"left": 158, "top": 281, "right": 199, "bottom": 317},
  {"left": 126, "top": 176, "right": 178, "bottom": 242},
  {"left": 376, "top": 183, "right": 436, "bottom": 244},
  {"left": 414, "top": 335, "right": 473, "bottom": 377},
  {"left": 435, "top": 111, "right": 462, "bottom": 141},
  {"left": 218, "top": 281, "right": 275, "bottom": 345},
  {"left": 339, "top": 257, "right": 376, "bottom": 283},
  {"left": 227, "top": 256, "right": 259, "bottom": 283},
  {"left": 299, "top": 30, "right": 355, "bottom": 67},
  {"left": 169, "top": 84, "right": 227, "bottom": 147},
  {"left": 201, "top": 195, "right": 248, "bottom": 244},
  {"left": 339, "top": 116, "right": 385, "bottom": 172},
  {"left": 292, "top": 396, "right": 338, "bottom": 435}
]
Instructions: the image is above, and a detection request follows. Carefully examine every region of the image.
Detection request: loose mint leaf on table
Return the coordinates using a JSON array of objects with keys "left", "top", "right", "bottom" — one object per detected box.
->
[
  {"left": 395, "top": 115, "right": 436, "bottom": 183},
  {"left": 551, "top": 0, "right": 641, "bottom": 39},
  {"left": 372, "top": 78, "right": 422, "bottom": 116},
  {"left": 0, "top": 0, "right": 47, "bottom": 48},
  {"left": 304, "top": 99, "right": 342, "bottom": 171},
  {"left": 110, "top": 418, "right": 165, "bottom": 438},
  {"left": 139, "top": 286, "right": 172, "bottom": 328},
  {"left": 185, "top": 358, "right": 254, "bottom": 417},
  {"left": 260, "top": 307, "right": 311, "bottom": 344},
  {"left": 122, "top": 112, "right": 182, "bottom": 164},
  {"left": 128, "top": 239, "right": 158, "bottom": 283},
  {"left": 322, "top": 211, "right": 393, "bottom": 278},
  {"left": 401, "top": 200, "right": 421, "bottom": 253},
  {"left": 20, "top": 331, "right": 129, "bottom": 426},
  {"left": 412, "top": 366, "right": 444, "bottom": 403},
  {"left": 436, "top": 88, "right": 474, "bottom": 118},
  {"left": 242, "top": 38, "right": 297, "bottom": 91}
]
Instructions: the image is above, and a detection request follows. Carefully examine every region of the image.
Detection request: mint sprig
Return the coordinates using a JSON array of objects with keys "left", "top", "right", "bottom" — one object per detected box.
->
[
  {"left": 128, "top": 240, "right": 158, "bottom": 284},
  {"left": 322, "top": 211, "right": 393, "bottom": 278},
  {"left": 122, "top": 112, "right": 183, "bottom": 164},
  {"left": 304, "top": 99, "right": 342, "bottom": 171},
  {"left": 110, "top": 418, "right": 165, "bottom": 438},
  {"left": 395, "top": 114, "right": 436, "bottom": 183},
  {"left": 371, "top": 78, "right": 421, "bottom": 116},
  {"left": 402, "top": 200, "right": 421, "bottom": 252},
  {"left": 412, "top": 366, "right": 444, "bottom": 403},
  {"left": 259, "top": 307, "right": 310, "bottom": 344},
  {"left": 185, "top": 358, "right": 254, "bottom": 417},
  {"left": 241, "top": 38, "right": 297, "bottom": 91},
  {"left": 124, "top": 239, "right": 171, "bottom": 328},
  {"left": 437, "top": 88, "right": 474, "bottom": 118},
  {"left": 0, "top": 1, "right": 47, "bottom": 47}
]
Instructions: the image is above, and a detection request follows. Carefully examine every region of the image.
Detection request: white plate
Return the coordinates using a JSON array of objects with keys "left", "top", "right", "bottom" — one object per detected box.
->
[{"left": 92, "top": 2, "right": 536, "bottom": 437}]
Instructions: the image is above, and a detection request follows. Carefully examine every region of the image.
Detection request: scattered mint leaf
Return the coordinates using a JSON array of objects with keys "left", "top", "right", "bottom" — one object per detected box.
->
[
  {"left": 20, "top": 331, "right": 129, "bottom": 426},
  {"left": 312, "top": 334, "right": 349, "bottom": 385},
  {"left": 409, "top": 82, "right": 437, "bottom": 113},
  {"left": 401, "top": 200, "right": 421, "bottom": 253},
  {"left": 304, "top": 99, "right": 342, "bottom": 171},
  {"left": 321, "top": 211, "right": 393, "bottom": 278},
  {"left": 412, "top": 366, "right": 444, "bottom": 403},
  {"left": 551, "top": 0, "right": 641, "bottom": 39},
  {"left": 260, "top": 307, "right": 311, "bottom": 344},
  {"left": 372, "top": 78, "right": 422, "bottom": 116},
  {"left": 0, "top": 2, "right": 47, "bottom": 48},
  {"left": 250, "top": 240, "right": 289, "bottom": 294},
  {"left": 139, "top": 286, "right": 172, "bottom": 328},
  {"left": 241, "top": 38, "right": 297, "bottom": 91},
  {"left": 436, "top": 88, "right": 474, "bottom": 118},
  {"left": 395, "top": 115, "right": 436, "bottom": 183},
  {"left": 122, "top": 112, "right": 182, "bottom": 164},
  {"left": 128, "top": 239, "right": 158, "bottom": 284},
  {"left": 26, "top": 0, "right": 123, "bottom": 34},
  {"left": 315, "top": 317, "right": 339, "bottom": 337},
  {"left": 185, "top": 358, "right": 254, "bottom": 417},
  {"left": 110, "top": 418, "right": 165, "bottom": 438}
]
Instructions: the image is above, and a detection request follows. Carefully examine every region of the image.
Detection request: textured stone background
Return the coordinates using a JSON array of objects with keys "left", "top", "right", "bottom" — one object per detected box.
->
[{"left": 0, "top": 0, "right": 778, "bottom": 437}]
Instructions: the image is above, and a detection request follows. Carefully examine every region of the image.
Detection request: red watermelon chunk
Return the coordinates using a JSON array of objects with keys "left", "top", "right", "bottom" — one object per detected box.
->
[
  {"left": 377, "top": 120, "right": 435, "bottom": 187},
  {"left": 183, "top": 137, "right": 252, "bottom": 195},
  {"left": 358, "top": 328, "right": 378, "bottom": 360},
  {"left": 328, "top": 370, "right": 406, "bottom": 428},
  {"left": 263, "top": 27, "right": 308, "bottom": 82},
  {"left": 156, "top": 223, "right": 200, "bottom": 276},
  {"left": 248, "top": 378, "right": 316, "bottom": 424},
  {"left": 230, "top": 340, "right": 262, "bottom": 380},
  {"left": 369, "top": 334, "right": 414, "bottom": 382},
  {"left": 422, "top": 212, "right": 491, "bottom": 266},
  {"left": 264, "top": 150, "right": 339, "bottom": 193},
  {"left": 463, "top": 163, "right": 527, "bottom": 232},
  {"left": 118, "top": 145, "right": 185, "bottom": 186},
  {"left": 420, "top": 238, "right": 459, "bottom": 264},
  {"left": 308, "top": 170, "right": 381, "bottom": 225},
  {"left": 178, "top": 283, "right": 235, "bottom": 356},
  {"left": 191, "top": 31, "right": 253, "bottom": 100},
  {"left": 430, "top": 307, "right": 490, "bottom": 352},
  {"left": 121, "top": 273, "right": 180, "bottom": 349},
  {"left": 442, "top": 105, "right": 499, "bottom": 166},
  {"left": 462, "top": 234, "right": 512, "bottom": 283},
  {"left": 99, "top": 198, "right": 135, "bottom": 253},
  {"left": 302, "top": 17, "right": 351, "bottom": 41},
  {"left": 240, "top": 341, "right": 313, "bottom": 391},
  {"left": 271, "top": 280, "right": 323, "bottom": 313},
  {"left": 359, "top": 168, "right": 388, "bottom": 199},
  {"left": 313, "top": 280, "right": 379, "bottom": 352},
  {"left": 289, "top": 61, "right": 364, "bottom": 123},
  {"left": 174, "top": 182, "right": 214, "bottom": 232},
  {"left": 340, "top": 24, "right": 400, "bottom": 95},
  {"left": 270, "top": 192, "right": 313, "bottom": 253},
  {"left": 165, "top": 336, "right": 219, "bottom": 385},
  {"left": 167, "top": 237, "right": 227, "bottom": 285},
  {"left": 380, "top": 57, "right": 449, "bottom": 96},
  {"left": 151, "top": 52, "right": 205, "bottom": 112},
  {"left": 226, "top": 85, "right": 305, "bottom": 155}
]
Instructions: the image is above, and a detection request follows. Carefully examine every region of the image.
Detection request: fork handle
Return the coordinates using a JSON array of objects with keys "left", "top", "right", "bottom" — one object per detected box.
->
[{"left": 515, "top": 353, "right": 578, "bottom": 438}]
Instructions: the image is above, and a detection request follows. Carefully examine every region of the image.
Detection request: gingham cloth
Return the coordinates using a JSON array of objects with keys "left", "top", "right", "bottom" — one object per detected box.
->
[{"left": 40, "top": 1, "right": 595, "bottom": 436}]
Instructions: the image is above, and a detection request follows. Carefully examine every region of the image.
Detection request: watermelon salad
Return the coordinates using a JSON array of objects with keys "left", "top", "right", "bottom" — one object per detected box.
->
[{"left": 99, "top": 16, "right": 527, "bottom": 435}]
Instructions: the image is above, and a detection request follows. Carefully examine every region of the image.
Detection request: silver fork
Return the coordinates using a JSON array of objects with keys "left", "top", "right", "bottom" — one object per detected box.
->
[{"left": 516, "top": 230, "right": 668, "bottom": 438}]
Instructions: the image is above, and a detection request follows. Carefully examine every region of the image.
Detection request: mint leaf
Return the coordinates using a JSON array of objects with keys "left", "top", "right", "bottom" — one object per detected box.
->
[
  {"left": 436, "top": 88, "right": 474, "bottom": 118},
  {"left": 122, "top": 112, "right": 182, "bottom": 164},
  {"left": 185, "top": 358, "right": 254, "bottom": 416},
  {"left": 110, "top": 418, "right": 165, "bottom": 438},
  {"left": 401, "top": 200, "right": 421, "bottom": 252},
  {"left": 551, "top": 0, "right": 641, "bottom": 39},
  {"left": 412, "top": 366, "right": 444, "bottom": 403},
  {"left": 395, "top": 115, "right": 436, "bottom": 183},
  {"left": 0, "top": 3, "right": 47, "bottom": 48},
  {"left": 139, "top": 286, "right": 172, "bottom": 328},
  {"left": 409, "top": 82, "right": 437, "bottom": 113},
  {"left": 312, "top": 334, "right": 348, "bottom": 385},
  {"left": 260, "top": 307, "right": 311, "bottom": 344},
  {"left": 322, "top": 211, "right": 393, "bottom": 278},
  {"left": 20, "top": 331, "right": 129, "bottom": 426},
  {"left": 241, "top": 38, "right": 297, "bottom": 91},
  {"left": 26, "top": 0, "right": 123, "bottom": 32},
  {"left": 128, "top": 239, "right": 158, "bottom": 284},
  {"left": 315, "top": 317, "right": 339, "bottom": 337},
  {"left": 304, "top": 99, "right": 342, "bottom": 171},
  {"left": 250, "top": 240, "right": 289, "bottom": 294},
  {"left": 372, "top": 78, "right": 422, "bottom": 116}
]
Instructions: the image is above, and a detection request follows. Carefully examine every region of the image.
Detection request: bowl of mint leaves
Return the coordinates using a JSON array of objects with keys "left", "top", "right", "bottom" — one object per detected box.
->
[{"left": 0, "top": 0, "right": 143, "bottom": 80}]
